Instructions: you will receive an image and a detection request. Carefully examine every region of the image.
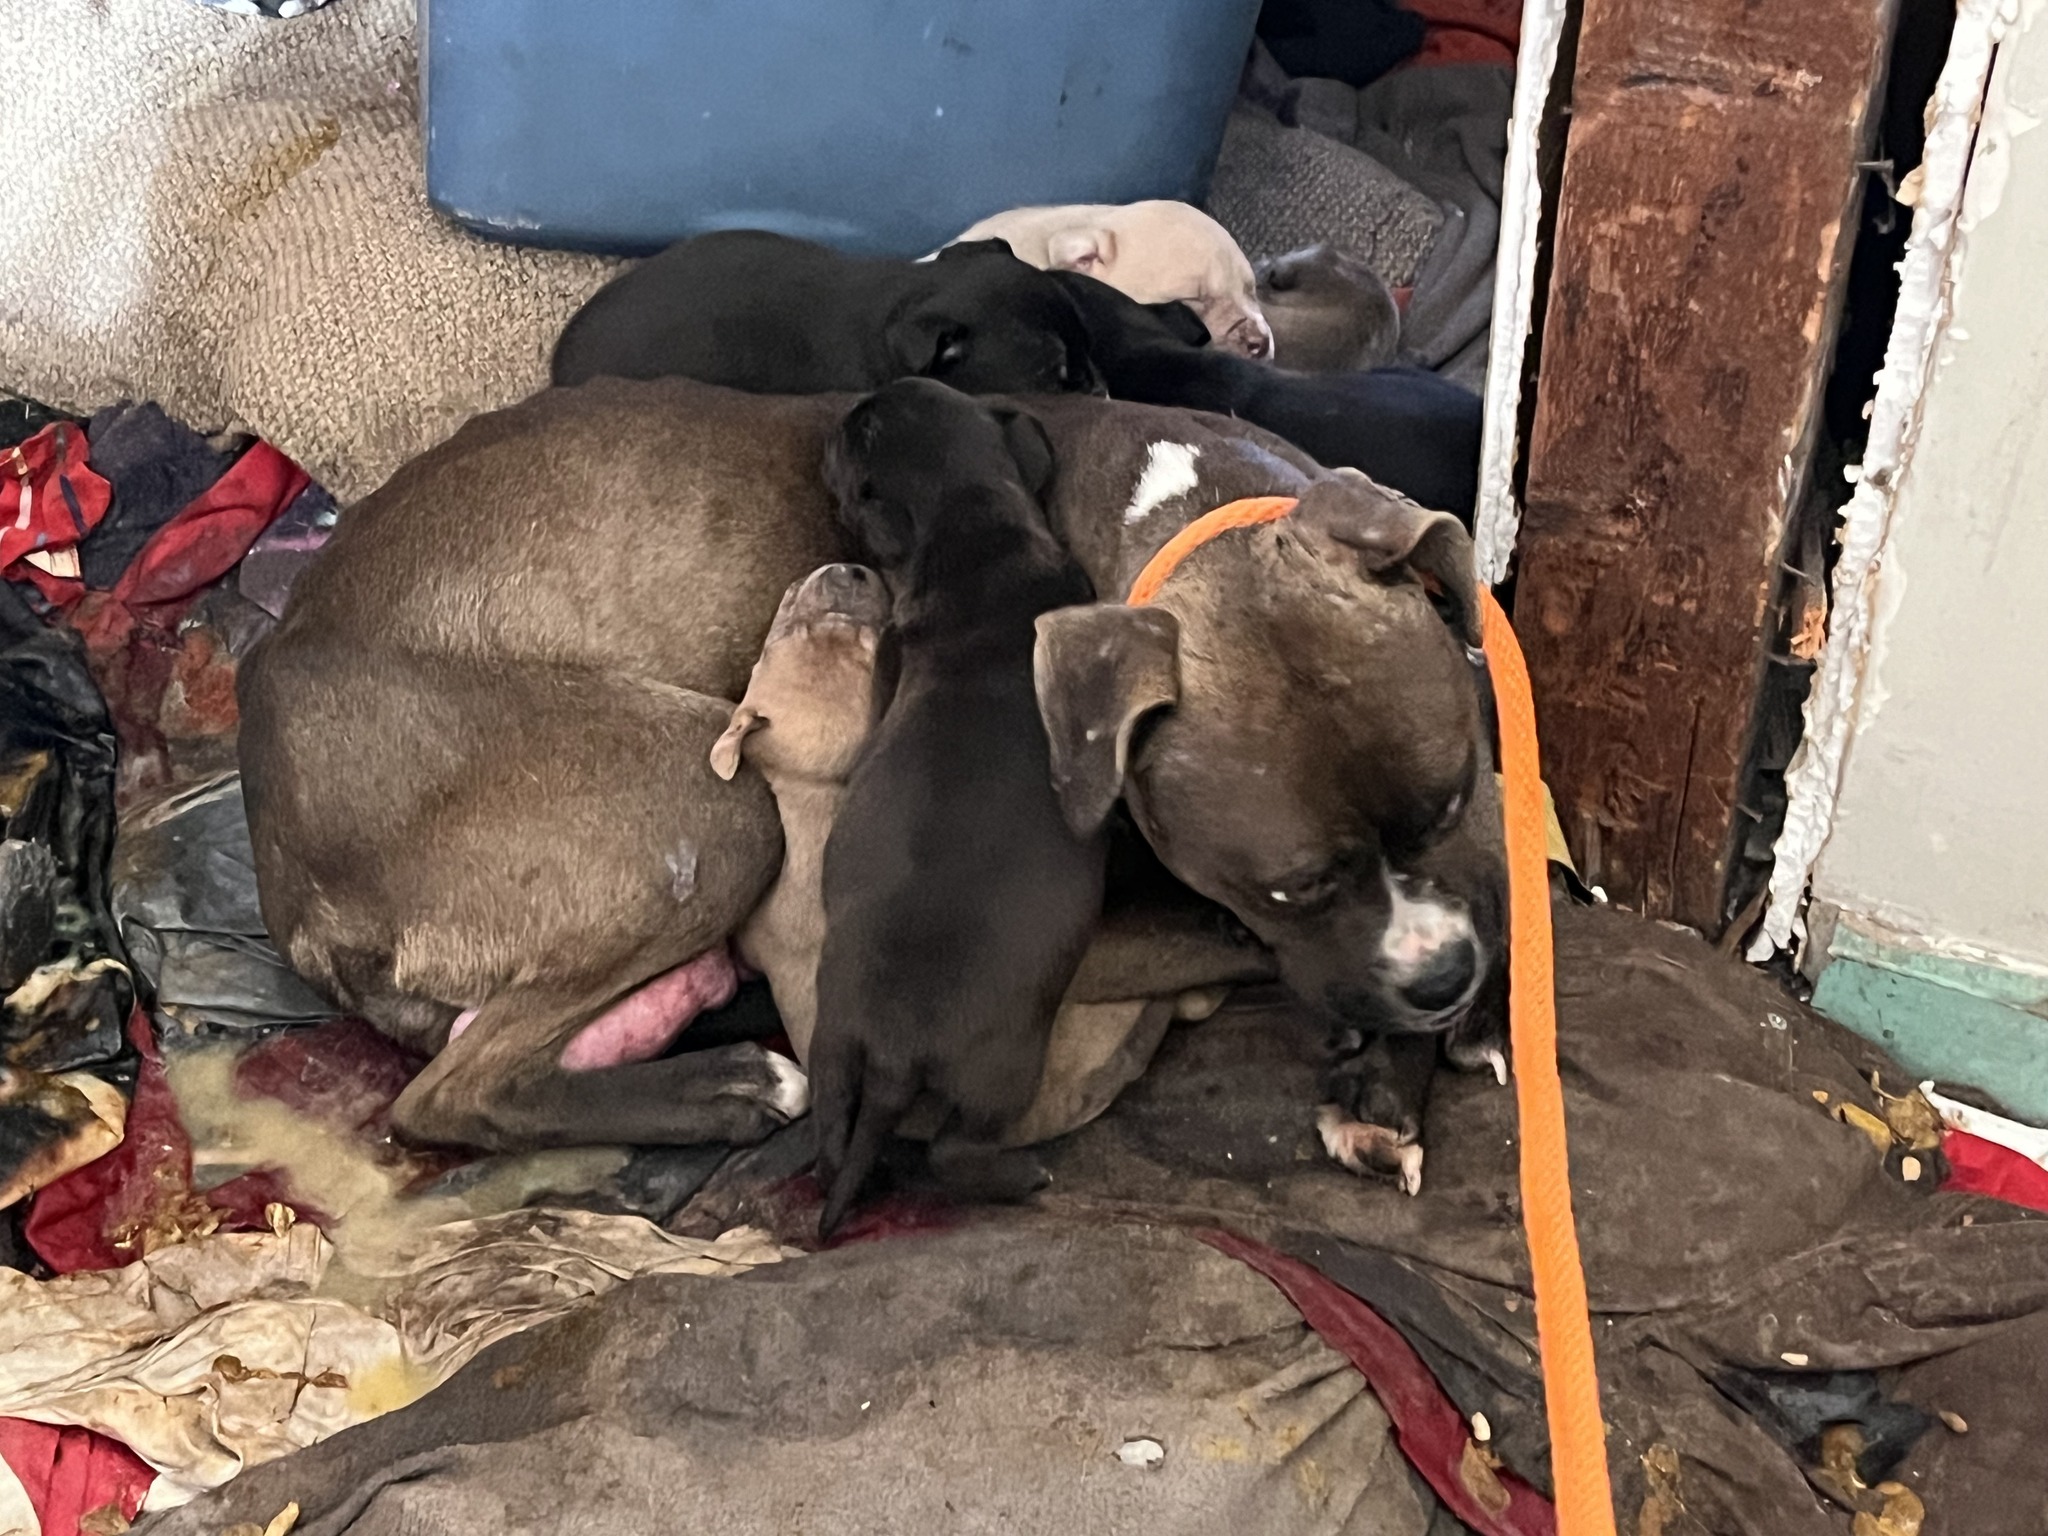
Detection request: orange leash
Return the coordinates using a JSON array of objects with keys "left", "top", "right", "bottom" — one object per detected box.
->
[
  {"left": 1480, "top": 587, "right": 1616, "bottom": 1536},
  {"left": 1130, "top": 501, "right": 1615, "bottom": 1534}
]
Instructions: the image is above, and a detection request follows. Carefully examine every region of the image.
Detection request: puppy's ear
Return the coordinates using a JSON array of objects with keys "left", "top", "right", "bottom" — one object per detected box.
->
[
  {"left": 709, "top": 704, "right": 762, "bottom": 781},
  {"left": 1047, "top": 227, "right": 1115, "bottom": 273},
  {"left": 883, "top": 306, "right": 970, "bottom": 377},
  {"left": 938, "top": 236, "right": 1017, "bottom": 261},
  {"left": 1148, "top": 301, "right": 1211, "bottom": 347},
  {"left": 1292, "top": 469, "right": 1480, "bottom": 645},
  {"left": 993, "top": 407, "right": 1057, "bottom": 502},
  {"left": 1034, "top": 604, "right": 1181, "bottom": 838}
]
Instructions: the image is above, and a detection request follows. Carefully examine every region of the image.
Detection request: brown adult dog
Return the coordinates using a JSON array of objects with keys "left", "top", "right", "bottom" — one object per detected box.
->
[{"left": 238, "top": 377, "right": 1503, "bottom": 1176}]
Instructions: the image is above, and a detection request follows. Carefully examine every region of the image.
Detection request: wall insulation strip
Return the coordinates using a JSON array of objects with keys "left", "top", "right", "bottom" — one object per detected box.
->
[{"left": 1472, "top": 0, "right": 1570, "bottom": 586}]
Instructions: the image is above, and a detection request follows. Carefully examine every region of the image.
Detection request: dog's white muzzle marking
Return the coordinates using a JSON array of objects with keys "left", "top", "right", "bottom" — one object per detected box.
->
[
  {"left": 1377, "top": 870, "right": 1475, "bottom": 985},
  {"left": 1123, "top": 441, "right": 1202, "bottom": 525}
]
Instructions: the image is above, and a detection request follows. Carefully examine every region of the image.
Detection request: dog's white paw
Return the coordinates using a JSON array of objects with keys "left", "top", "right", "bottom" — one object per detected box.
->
[
  {"left": 1315, "top": 1104, "right": 1425, "bottom": 1194},
  {"left": 765, "top": 1051, "right": 810, "bottom": 1120},
  {"left": 1395, "top": 1142, "right": 1425, "bottom": 1196}
]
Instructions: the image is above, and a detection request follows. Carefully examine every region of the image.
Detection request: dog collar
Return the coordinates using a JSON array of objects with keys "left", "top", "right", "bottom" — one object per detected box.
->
[{"left": 1125, "top": 496, "right": 1300, "bottom": 606}]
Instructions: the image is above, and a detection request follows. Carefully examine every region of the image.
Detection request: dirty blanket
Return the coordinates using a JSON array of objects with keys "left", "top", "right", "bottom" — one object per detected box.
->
[{"left": 142, "top": 907, "right": 2047, "bottom": 1535}]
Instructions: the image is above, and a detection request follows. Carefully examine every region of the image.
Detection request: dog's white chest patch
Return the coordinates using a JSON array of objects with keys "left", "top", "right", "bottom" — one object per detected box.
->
[{"left": 1123, "top": 442, "right": 1202, "bottom": 525}]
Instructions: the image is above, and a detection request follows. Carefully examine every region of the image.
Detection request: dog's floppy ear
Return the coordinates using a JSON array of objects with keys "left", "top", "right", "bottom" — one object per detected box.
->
[
  {"left": 1034, "top": 604, "right": 1181, "bottom": 837},
  {"left": 938, "top": 236, "right": 1017, "bottom": 261},
  {"left": 709, "top": 704, "right": 763, "bottom": 781},
  {"left": 992, "top": 407, "right": 1056, "bottom": 502},
  {"left": 1047, "top": 226, "right": 1116, "bottom": 274},
  {"left": 1292, "top": 468, "right": 1480, "bottom": 645},
  {"left": 883, "top": 305, "right": 970, "bottom": 378},
  {"left": 1147, "top": 300, "right": 1211, "bottom": 348}
]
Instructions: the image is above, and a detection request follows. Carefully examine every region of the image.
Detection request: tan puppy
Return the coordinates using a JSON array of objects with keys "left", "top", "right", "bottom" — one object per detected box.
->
[
  {"left": 947, "top": 201, "right": 1274, "bottom": 360},
  {"left": 710, "top": 563, "right": 889, "bottom": 1065}
]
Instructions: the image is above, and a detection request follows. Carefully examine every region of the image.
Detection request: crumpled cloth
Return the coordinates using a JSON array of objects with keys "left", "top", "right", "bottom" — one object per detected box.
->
[
  {"left": 0, "top": 1208, "right": 790, "bottom": 1510},
  {"left": 1, "top": 423, "right": 111, "bottom": 590}
]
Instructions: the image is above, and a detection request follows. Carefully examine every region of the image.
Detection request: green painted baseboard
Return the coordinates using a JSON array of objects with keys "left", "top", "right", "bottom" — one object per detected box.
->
[{"left": 1811, "top": 922, "right": 2048, "bottom": 1125}]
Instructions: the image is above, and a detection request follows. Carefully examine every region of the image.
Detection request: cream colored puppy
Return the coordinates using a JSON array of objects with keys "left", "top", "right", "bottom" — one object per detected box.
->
[{"left": 947, "top": 201, "right": 1274, "bottom": 359}]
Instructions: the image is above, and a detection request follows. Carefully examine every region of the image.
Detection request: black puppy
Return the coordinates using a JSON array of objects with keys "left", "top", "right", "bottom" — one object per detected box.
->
[
  {"left": 810, "top": 379, "right": 1103, "bottom": 1236},
  {"left": 1053, "top": 270, "right": 1483, "bottom": 520},
  {"left": 552, "top": 230, "right": 1102, "bottom": 396}
]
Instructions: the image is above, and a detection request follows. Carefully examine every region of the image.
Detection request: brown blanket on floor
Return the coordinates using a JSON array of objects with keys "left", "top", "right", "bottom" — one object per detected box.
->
[{"left": 139, "top": 906, "right": 2045, "bottom": 1535}]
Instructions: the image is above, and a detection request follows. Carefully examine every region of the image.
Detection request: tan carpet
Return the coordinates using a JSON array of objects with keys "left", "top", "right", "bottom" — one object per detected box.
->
[{"left": 0, "top": 0, "right": 619, "bottom": 501}]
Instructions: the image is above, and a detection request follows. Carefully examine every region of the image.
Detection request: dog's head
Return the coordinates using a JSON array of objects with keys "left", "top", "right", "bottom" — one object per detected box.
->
[
  {"left": 1034, "top": 468, "right": 1503, "bottom": 1036},
  {"left": 1254, "top": 245, "right": 1401, "bottom": 374},
  {"left": 1042, "top": 203, "right": 1274, "bottom": 360},
  {"left": 822, "top": 378, "right": 1056, "bottom": 570},
  {"left": 889, "top": 241, "right": 1102, "bottom": 397},
  {"left": 710, "top": 563, "right": 889, "bottom": 785}
]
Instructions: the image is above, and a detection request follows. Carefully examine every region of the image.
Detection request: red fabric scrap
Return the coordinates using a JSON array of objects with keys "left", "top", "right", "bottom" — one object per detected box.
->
[
  {"left": 1941, "top": 1128, "right": 2048, "bottom": 1215},
  {"left": 0, "top": 423, "right": 112, "bottom": 581},
  {"left": 1202, "top": 1229, "right": 1556, "bottom": 1536},
  {"left": 51, "top": 441, "right": 307, "bottom": 802},
  {"left": 1399, "top": 0, "right": 1520, "bottom": 67},
  {"left": 0, "top": 1420, "right": 155, "bottom": 1536}
]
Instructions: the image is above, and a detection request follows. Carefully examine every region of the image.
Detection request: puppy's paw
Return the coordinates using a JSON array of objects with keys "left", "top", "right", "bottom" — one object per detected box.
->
[{"left": 1316, "top": 1104, "right": 1425, "bottom": 1195}]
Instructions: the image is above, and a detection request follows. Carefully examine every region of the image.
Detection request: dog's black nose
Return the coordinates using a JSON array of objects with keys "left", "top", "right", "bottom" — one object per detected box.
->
[{"left": 1399, "top": 938, "right": 1477, "bottom": 1013}]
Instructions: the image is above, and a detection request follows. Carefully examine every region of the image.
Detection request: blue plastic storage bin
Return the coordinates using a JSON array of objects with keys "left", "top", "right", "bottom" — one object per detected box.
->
[{"left": 419, "top": 0, "right": 1262, "bottom": 257}]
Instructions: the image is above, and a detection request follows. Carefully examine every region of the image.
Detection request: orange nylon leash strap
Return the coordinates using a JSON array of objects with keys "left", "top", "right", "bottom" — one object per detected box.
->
[
  {"left": 1129, "top": 501, "right": 1616, "bottom": 1536},
  {"left": 1479, "top": 586, "right": 1617, "bottom": 1536}
]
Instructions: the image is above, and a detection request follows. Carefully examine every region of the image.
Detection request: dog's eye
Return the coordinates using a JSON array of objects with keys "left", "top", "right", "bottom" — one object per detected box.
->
[
  {"left": 935, "top": 333, "right": 968, "bottom": 367},
  {"left": 1433, "top": 788, "right": 1467, "bottom": 833},
  {"left": 1266, "top": 870, "right": 1338, "bottom": 910}
]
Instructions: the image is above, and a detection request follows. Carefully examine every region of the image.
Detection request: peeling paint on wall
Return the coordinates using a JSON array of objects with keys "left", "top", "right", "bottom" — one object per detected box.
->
[{"left": 1748, "top": 0, "right": 2020, "bottom": 961}]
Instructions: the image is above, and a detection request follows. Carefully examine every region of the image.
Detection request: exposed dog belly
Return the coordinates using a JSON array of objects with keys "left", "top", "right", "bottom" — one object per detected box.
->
[
  {"left": 444, "top": 949, "right": 742, "bottom": 1070},
  {"left": 558, "top": 948, "right": 740, "bottom": 1069}
]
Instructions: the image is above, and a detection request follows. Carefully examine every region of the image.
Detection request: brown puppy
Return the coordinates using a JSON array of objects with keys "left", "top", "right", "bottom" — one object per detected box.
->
[
  {"left": 709, "top": 563, "right": 889, "bottom": 1066},
  {"left": 1255, "top": 245, "right": 1402, "bottom": 374}
]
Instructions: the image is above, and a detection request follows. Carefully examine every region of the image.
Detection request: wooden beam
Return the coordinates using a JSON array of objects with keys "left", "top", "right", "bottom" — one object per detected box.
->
[{"left": 1514, "top": 0, "right": 1896, "bottom": 930}]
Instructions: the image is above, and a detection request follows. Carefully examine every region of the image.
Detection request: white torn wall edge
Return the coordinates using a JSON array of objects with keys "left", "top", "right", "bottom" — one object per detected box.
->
[
  {"left": 1749, "top": 0, "right": 2024, "bottom": 962},
  {"left": 1472, "top": 0, "right": 1570, "bottom": 585}
]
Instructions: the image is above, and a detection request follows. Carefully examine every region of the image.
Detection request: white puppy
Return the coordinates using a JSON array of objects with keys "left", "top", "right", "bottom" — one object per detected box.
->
[{"left": 946, "top": 201, "right": 1274, "bottom": 359}]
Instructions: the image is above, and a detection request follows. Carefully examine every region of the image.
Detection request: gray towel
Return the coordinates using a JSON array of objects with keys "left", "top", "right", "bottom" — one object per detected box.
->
[{"left": 1204, "top": 108, "right": 1444, "bottom": 289}]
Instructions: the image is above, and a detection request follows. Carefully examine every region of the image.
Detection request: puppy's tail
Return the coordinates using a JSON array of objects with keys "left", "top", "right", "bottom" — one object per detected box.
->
[{"left": 813, "top": 1032, "right": 919, "bottom": 1240}]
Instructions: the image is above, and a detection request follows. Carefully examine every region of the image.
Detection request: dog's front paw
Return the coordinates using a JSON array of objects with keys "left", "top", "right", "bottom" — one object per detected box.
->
[
  {"left": 1445, "top": 1012, "right": 1510, "bottom": 1086},
  {"left": 1316, "top": 1104, "right": 1425, "bottom": 1195},
  {"left": 719, "top": 1044, "right": 811, "bottom": 1124}
]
